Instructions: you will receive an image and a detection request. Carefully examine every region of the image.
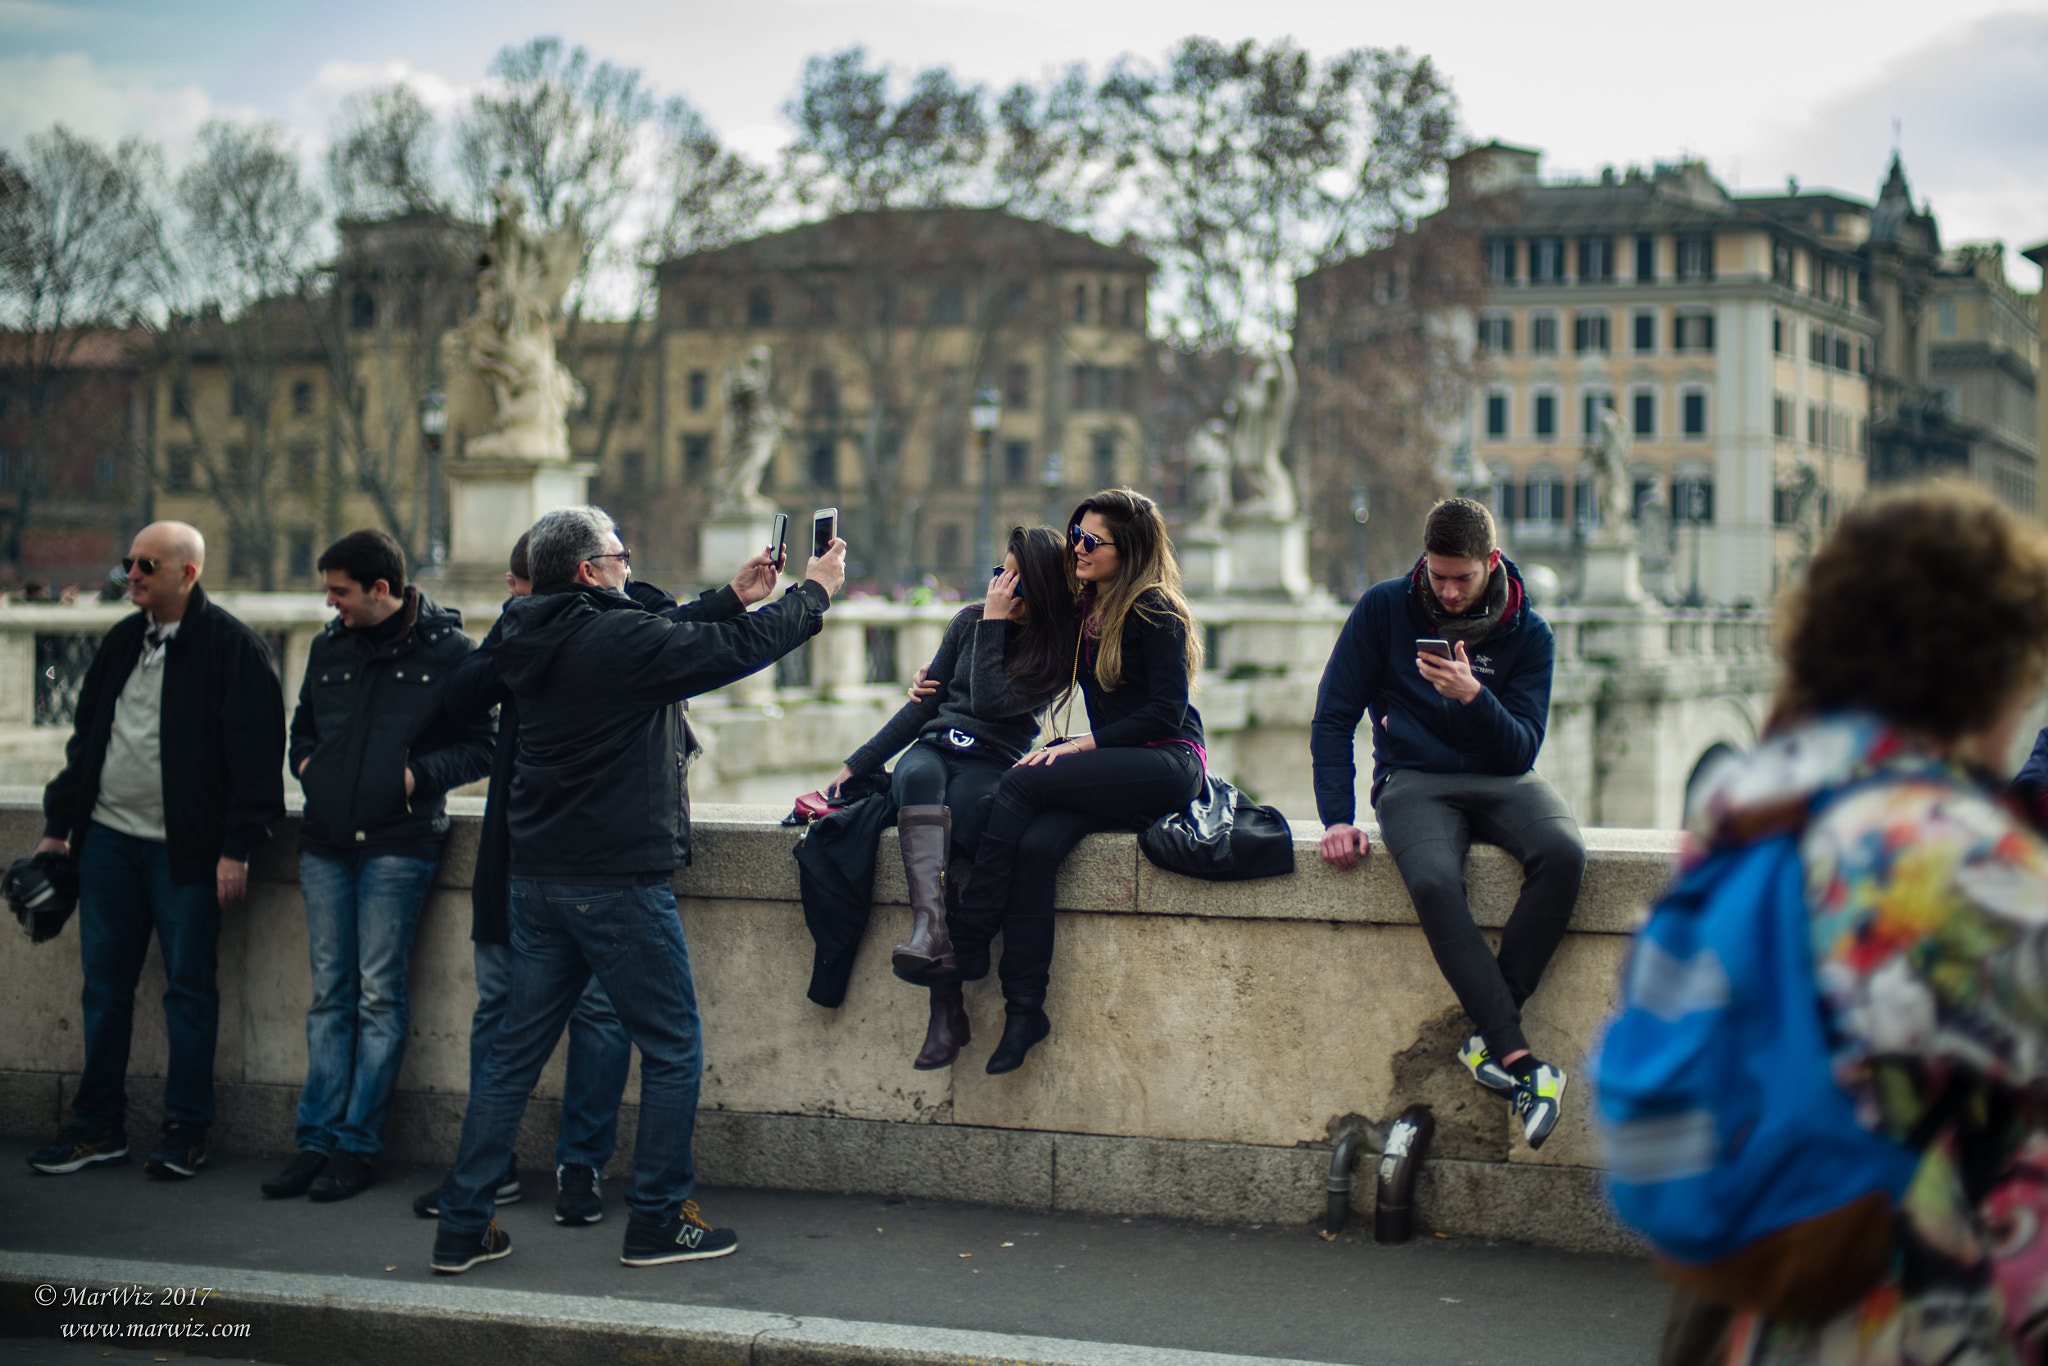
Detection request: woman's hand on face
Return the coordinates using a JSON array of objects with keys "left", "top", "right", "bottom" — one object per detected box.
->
[
  {"left": 827, "top": 764, "right": 855, "bottom": 797},
  {"left": 984, "top": 567, "right": 1021, "bottom": 621}
]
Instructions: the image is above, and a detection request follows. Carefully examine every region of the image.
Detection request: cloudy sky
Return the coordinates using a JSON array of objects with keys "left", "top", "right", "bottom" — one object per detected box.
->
[{"left": 4, "top": 0, "right": 2045, "bottom": 288}]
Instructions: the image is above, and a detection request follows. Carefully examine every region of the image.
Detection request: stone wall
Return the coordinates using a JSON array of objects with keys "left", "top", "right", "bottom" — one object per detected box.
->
[{"left": 0, "top": 796, "right": 1676, "bottom": 1254}]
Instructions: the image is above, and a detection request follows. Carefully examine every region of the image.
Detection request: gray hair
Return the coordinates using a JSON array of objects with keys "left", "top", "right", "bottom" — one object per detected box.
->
[{"left": 526, "top": 506, "right": 617, "bottom": 588}]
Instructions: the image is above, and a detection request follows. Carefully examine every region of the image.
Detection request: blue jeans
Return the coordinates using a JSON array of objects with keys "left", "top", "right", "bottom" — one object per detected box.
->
[
  {"left": 440, "top": 878, "right": 702, "bottom": 1237},
  {"left": 296, "top": 848, "right": 439, "bottom": 1157},
  {"left": 472, "top": 940, "right": 631, "bottom": 1169},
  {"left": 72, "top": 822, "right": 223, "bottom": 1132}
]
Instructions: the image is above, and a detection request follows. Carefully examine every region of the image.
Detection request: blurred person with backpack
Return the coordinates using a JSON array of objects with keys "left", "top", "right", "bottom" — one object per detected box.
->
[{"left": 1598, "top": 483, "right": 2048, "bottom": 1366}]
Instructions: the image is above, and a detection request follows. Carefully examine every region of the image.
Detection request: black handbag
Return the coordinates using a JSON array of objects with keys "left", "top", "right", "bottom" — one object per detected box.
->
[{"left": 1138, "top": 775, "right": 1296, "bottom": 882}]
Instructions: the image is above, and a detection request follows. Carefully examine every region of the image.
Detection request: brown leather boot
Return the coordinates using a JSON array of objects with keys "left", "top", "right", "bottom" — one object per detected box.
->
[
  {"left": 912, "top": 982, "right": 971, "bottom": 1070},
  {"left": 891, "top": 806, "right": 956, "bottom": 980}
]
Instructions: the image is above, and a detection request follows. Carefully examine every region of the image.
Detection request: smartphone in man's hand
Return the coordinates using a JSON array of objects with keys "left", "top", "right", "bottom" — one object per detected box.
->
[
  {"left": 768, "top": 512, "right": 789, "bottom": 572},
  {"left": 1416, "top": 638, "right": 1453, "bottom": 661},
  {"left": 812, "top": 507, "right": 838, "bottom": 558}
]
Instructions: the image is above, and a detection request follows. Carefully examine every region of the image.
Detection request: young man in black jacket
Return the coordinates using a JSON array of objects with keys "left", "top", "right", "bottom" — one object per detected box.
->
[
  {"left": 261, "top": 530, "right": 493, "bottom": 1204},
  {"left": 1311, "top": 498, "right": 1585, "bottom": 1150},
  {"left": 429, "top": 505, "right": 842, "bottom": 1276},
  {"left": 28, "top": 521, "right": 285, "bottom": 1180}
]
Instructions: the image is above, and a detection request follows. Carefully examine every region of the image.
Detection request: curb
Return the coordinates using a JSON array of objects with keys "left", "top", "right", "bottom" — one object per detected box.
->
[{"left": 0, "top": 1252, "right": 1341, "bottom": 1366}]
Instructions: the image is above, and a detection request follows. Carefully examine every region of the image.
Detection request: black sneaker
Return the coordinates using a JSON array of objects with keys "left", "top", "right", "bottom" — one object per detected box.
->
[
  {"left": 143, "top": 1122, "right": 208, "bottom": 1180},
  {"left": 430, "top": 1221, "right": 512, "bottom": 1274},
  {"left": 555, "top": 1162, "right": 602, "bottom": 1226},
  {"left": 1511, "top": 1061, "right": 1569, "bottom": 1150},
  {"left": 307, "top": 1149, "right": 375, "bottom": 1203},
  {"left": 27, "top": 1122, "right": 127, "bottom": 1174},
  {"left": 413, "top": 1167, "right": 521, "bottom": 1219},
  {"left": 620, "top": 1201, "right": 738, "bottom": 1266},
  {"left": 262, "top": 1150, "right": 328, "bottom": 1199}
]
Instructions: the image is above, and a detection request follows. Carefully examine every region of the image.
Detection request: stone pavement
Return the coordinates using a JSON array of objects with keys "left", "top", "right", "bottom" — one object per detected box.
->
[{"left": 0, "top": 1149, "right": 1665, "bottom": 1366}]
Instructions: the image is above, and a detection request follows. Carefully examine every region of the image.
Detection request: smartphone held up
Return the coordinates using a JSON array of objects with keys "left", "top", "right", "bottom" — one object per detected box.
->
[{"left": 812, "top": 507, "right": 838, "bottom": 558}]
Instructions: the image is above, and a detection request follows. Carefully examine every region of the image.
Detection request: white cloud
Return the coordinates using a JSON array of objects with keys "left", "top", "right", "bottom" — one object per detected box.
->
[{"left": 0, "top": 50, "right": 217, "bottom": 153}]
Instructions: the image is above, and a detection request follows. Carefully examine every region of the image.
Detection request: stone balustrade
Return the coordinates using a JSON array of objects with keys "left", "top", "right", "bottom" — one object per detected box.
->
[{"left": 0, "top": 794, "right": 1675, "bottom": 1254}]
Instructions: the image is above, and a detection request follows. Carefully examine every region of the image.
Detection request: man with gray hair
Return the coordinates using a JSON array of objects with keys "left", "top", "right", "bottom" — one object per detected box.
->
[{"left": 431, "top": 505, "right": 844, "bottom": 1275}]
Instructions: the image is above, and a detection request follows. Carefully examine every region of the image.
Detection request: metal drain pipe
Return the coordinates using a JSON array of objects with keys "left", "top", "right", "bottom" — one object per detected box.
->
[
  {"left": 1374, "top": 1104, "right": 1436, "bottom": 1245},
  {"left": 1322, "top": 1129, "right": 1368, "bottom": 1239}
]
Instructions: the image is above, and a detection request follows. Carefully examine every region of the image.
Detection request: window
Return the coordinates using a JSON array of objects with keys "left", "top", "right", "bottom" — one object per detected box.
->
[
  {"left": 1477, "top": 315, "right": 1513, "bottom": 355},
  {"left": 1833, "top": 336, "right": 1851, "bottom": 371},
  {"left": 1771, "top": 241, "right": 1795, "bottom": 286},
  {"left": 808, "top": 368, "right": 838, "bottom": 416},
  {"left": 1072, "top": 283, "right": 1089, "bottom": 323},
  {"left": 1672, "top": 473, "right": 1713, "bottom": 522},
  {"left": 288, "top": 529, "right": 314, "bottom": 580},
  {"left": 1676, "top": 236, "right": 1714, "bottom": 281},
  {"left": 1635, "top": 234, "right": 1656, "bottom": 283},
  {"left": 1533, "top": 392, "right": 1557, "bottom": 439},
  {"left": 1004, "top": 440, "right": 1030, "bottom": 487},
  {"left": 1807, "top": 403, "right": 1820, "bottom": 446},
  {"left": 746, "top": 287, "right": 774, "bottom": 327},
  {"left": 287, "top": 441, "right": 317, "bottom": 492},
  {"left": 808, "top": 436, "right": 836, "bottom": 487},
  {"left": 688, "top": 370, "right": 708, "bottom": 411},
  {"left": 936, "top": 524, "right": 962, "bottom": 570},
  {"left": 1485, "top": 238, "right": 1517, "bottom": 284},
  {"left": 1485, "top": 391, "right": 1509, "bottom": 439},
  {"left": 807, "top": 286, "right": 837, "bottom": 323},
  {"left": 167, "top": 446, "right": 196, "bottom": 493},
  {"left": 1091, "top": 430, "right": 1117, "bottom": 488},
  {"left": 1632, "top": 310, "right": 1656, "bottom": 353},
  {"left": 1809, "top": 324, "right": 1827, "bottom": 364},
  {"left": 685, "top": 294, "right": 711, "bottom": 327},
  {"left": 1772, "top": 314, "right": 1784, "bottom": 355},
  {"left": 619, "top": 450, "right": 646, "bottom": 490},
  {"left": 1122, "top": 287, "right": 1141, "bottom": 327},
  {"left": 1525, "top": 470, "right": 1567, "bottom": 523},
  {"left": 229, "top": 381, "right": 255, "bottom": 418},
  {"left": 171, "top": 383, "right": 191, "bottom": 420},
  {"left": 1531, "top": 314, "right": 1558, "bottom": 354},
  {"left": 1529, "top": 237, "right": 1566, "bottom": 283},
  {"left": 1682, "top": 390, "right": 1707, "bottom": 437},
  {"left": 1857, "top": 343, "right": 1869, "bottom": 375},
  {"left": 349, "top": 290, "right": 375, "bottom": 329},
  {"left": 228, "top": 530, "right": 260, "bottom": 582},
  {"left": 682, "top": 433, "right": 710, "bottom": 477},
  {"left": 1632, "top": 390, "right": 1656, "bottom": 439},
  {"left": 1772, "top": 394, "right": 1789, "bottom": 438},
  {"left": 291, "top": 381, "right": 314, "bottom": 416},
  {"left": 932, "top": 284, "right": 964, "bottom": 324},
  {"left": 1577, "top": 237, "right": 1614, "bottom": 283},
  {"left": 1005, "top": 363, "right": 1030, "bottom": 408},
  {"left": 1582, "top": 390, "right": 1614, "bottom": 437},
  {"left": 1489, "top": 465, "right": 1517, "bottom": 522},
  {"left": 1674, "top": 311, "right": 1714, "bottom": 352},
  {"left": 1573, "top": 311, "right": 1611, "bottom": 354}
]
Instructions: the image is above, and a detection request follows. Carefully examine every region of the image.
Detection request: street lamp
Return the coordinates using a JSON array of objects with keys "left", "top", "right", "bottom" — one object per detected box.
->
[
  {"left": 970, "top": 381, "right": 1002, "bottom": 590},
  {"left": 419, "top": 389, "right": 448, "bottom": 569},
  {"left": 1040, "top": 447, "right": 1065, "bottom": 530}
]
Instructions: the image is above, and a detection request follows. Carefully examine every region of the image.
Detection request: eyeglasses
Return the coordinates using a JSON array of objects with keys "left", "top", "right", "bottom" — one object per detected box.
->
[
  {"left": 589, "top": 550, "right": 632, "bottom": 568},
  {"left": 1069, "top": 526, "right": 1116, "bottom": 554},
  {"left": 122, "top": 557, "right": 170, "bottom": 576}
]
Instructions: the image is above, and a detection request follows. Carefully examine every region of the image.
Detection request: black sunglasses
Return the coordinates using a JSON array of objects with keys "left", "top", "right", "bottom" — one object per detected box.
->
[
  {"left": 122, "top": 557, "right": 171, "bottom": 576},
  {"left": 1069, "top": 526, "right": 1116, "bottom": 553}
]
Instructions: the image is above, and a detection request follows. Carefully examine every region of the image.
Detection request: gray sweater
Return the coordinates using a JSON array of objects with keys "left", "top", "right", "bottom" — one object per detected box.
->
[{"left": 846, "top": 607, "right": 1055, "bottom": 774}]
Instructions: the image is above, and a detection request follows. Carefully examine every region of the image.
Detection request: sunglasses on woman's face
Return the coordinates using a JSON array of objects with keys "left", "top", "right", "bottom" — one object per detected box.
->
[{"left": 1070, "top": 526, "right": 1116, "bottom": 554}]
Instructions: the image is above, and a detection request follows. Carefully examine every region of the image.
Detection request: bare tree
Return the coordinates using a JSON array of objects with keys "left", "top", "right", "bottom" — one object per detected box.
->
[
  {"left": 0, "top": 126, "right": 159, "bottom": 569},
  {"left": 328, "top": 83, "right": 446, "bottom": 219}
]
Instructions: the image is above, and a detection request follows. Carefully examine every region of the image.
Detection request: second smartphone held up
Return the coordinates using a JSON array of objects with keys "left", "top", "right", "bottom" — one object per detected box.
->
[{"left": 812, "top": 507, "right": 838, "bottom": 558}]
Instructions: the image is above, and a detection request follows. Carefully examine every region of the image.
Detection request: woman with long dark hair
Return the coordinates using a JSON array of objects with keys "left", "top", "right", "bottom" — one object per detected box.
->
[
  {"left": 951, "top": 488, "right": 1206, "bottom": 1074},
  {"left": 827, "top": 526, "right": 1076, "bottom": 1070}
]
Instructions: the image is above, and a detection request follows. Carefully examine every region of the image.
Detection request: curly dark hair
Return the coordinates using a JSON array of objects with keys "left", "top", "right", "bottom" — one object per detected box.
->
[{"left": 1771, "top": 481, "right": 2048, "bottom": 741}]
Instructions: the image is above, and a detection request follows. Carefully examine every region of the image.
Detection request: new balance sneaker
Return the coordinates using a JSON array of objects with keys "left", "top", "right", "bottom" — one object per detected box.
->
[
  {"left": 1511, "top": 1062, "right": 1568, "bottom": 1150},
  {"left": 1456, "top": 1034, "right": 1515, "bottom": 1094},
  {"left": 620, "top": 1202, "right": 738, "bottom": 1266},
  {"left": 555, "top": 1162, "right": 602, "bottom": 1226},
  {"left": 143, "top": 1122, "right": 208, "bottom": 1180},
  {"left": 430, "top": 1221, "right": 512, "bottom": 1274},
  {"left": 27, "top": 1122, "right": 128, "bottom": 1174},
  {"left": 412, "top": 1166, "right": 521, "bottom": 1219}
]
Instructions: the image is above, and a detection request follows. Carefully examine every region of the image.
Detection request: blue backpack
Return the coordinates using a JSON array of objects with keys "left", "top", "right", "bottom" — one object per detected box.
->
[{"left": 1594, "top": 823, "right": 1923, "bottom": 1317}]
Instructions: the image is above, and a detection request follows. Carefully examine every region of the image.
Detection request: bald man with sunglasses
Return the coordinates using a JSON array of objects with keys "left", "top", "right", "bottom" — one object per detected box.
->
[{"left": 29, "top": 522, "right": 286, "bottom": 1182}]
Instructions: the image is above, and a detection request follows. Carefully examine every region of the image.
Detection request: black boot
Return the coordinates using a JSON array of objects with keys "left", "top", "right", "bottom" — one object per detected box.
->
[
  {"left": 891, "top": 806, "right": 956, "bottom": 982},
  {"left": 985, "top": 1000, "right": 1050, "bottom": 1075},
  {"left": 913, "top": 982, "right": 971, "bottom": 1070},
  {"left": 950, "top": 838, "right": 1016, "bottom": 983}
]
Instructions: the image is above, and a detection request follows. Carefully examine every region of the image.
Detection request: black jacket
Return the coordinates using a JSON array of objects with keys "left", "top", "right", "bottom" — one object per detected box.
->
[
  {"left": 490, "top": 577, "right": 829, "bottom": 879},
  {"left": 446, "top": 579, "right": 749, "bottom": 944},
  {"left": 289, "top": 586, "right": 495, "bottom": 849},
  {"left": 43, "top": 584, "right": 286, "bottom": 885},
  {"left": 793, "top": 772, "right": 895, "bottom": 1007},
  {"left": 845, "top": 607, "right": 1054, "bottom": 775},
  {"left": 1079, "top": 589, "right": 1205, "bottom": 749}
]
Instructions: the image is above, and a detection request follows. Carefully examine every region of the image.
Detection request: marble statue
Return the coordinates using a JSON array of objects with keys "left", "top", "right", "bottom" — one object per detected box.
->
[
  {"left": 462, "top": 184, "right": 585, "bottom": 463},
  {"left": 1226, "top": 347, "right": 1299, "bottom": 522},
  {"left": 712, "top": 346, "right": 785, "bottom": 514},
  {"left": 1185, "top": 419, "right": 1231, "bottom": 540},
  {"left": 1592, "top": 408, "right": 1635, "bottom": 538}
]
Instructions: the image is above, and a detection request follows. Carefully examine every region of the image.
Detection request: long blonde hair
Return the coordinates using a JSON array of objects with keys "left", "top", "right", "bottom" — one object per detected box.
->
[{"left": 1069, "top": 488, "right": 1203, "bottom": 691}]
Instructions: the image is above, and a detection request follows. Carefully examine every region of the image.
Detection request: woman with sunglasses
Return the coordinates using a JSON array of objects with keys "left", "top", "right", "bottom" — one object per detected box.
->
[
  {"left": 951, "top": 488, "right": 1206, "bottom": 1074},
  {"left": 824, "top": 526, "right": 1077, "bottom": 1070}
]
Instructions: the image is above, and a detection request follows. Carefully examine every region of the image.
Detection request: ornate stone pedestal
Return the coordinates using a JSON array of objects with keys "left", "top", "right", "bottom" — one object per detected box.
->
[
  {"left": 1178, "top": 535, "right": 1230, "bottom": 598},
  {"left": 699, "top": 512, "right": 775, "bottom": 590},
  {"left": 1220, "top": 514, "right": 1314, "bottom": 602},
  {"left": 440, "top": 457, "right": 596, "bottom": 591},
  {"left": 1578, "top": 531, "right": 1646, "bottom": 607}
]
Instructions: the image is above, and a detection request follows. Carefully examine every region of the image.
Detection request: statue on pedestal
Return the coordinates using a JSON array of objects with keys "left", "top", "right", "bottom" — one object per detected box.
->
[
  {"left": 712, "top": 346, "right": 785, "bottom": 514},
  {"left": 1226, "top": 347, "right": 1300, "bottom": 522},
  {"left": 1185, "top": 419, "right": 1231, "bottom": 540},
  {"left": 1591, "top": 408, "right": 1636, "bottom": 543},
  {"left": 462, "top": 184, "right": 585, "bottom": 463}
]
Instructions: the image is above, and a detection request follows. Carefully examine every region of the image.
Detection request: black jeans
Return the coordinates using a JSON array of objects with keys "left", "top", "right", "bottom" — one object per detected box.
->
[
  {"left": 1373, "top": 768, "right": 1586, "bottom": 1059},
  {"left": 889, "top": 739, "right": 1008, "bottom": 859},
  {"left": 953, "top": 744, "right": 1203, "bottom": 1006}
]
